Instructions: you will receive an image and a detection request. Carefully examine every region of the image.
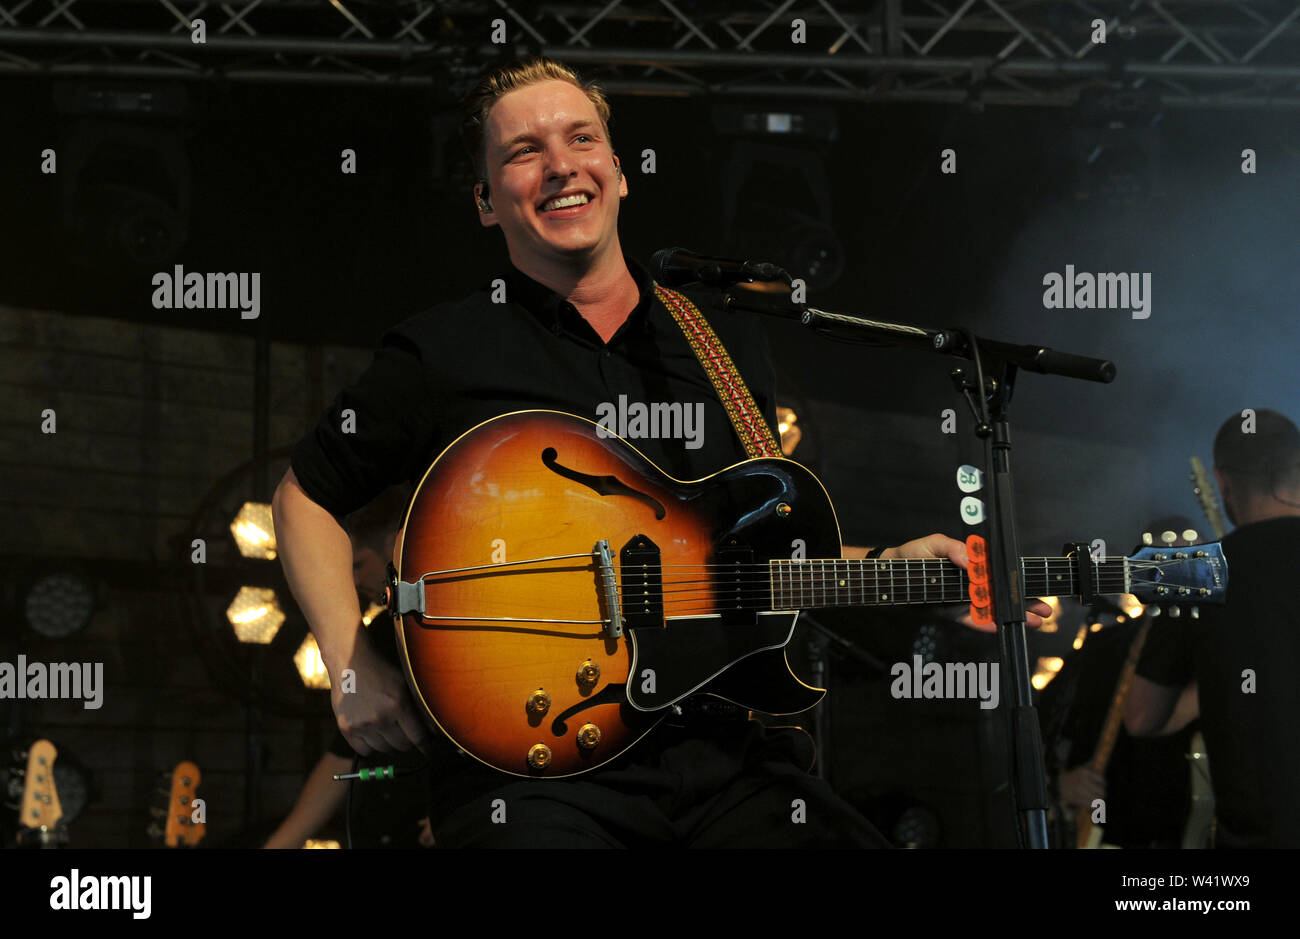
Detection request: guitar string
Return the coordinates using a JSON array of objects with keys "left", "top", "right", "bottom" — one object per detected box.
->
[
  {"left": 416, "top": 565, "right": 1184, "bottom": 596},
  {"left": 414, "top": 559, "right": 1183, "bottom": 580},
  {"left": 412, "top": 579, "right": 1152, "bottom": 613}
]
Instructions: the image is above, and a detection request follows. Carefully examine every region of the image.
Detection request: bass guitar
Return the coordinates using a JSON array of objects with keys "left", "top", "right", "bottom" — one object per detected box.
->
[
  {"left": 389, "top": 410, "right": 1229, "bottom": 778},
  {"left": 148, "top": 761, "right": 205, "bottom": 848},
  {"left": 13, "top": 740, "right": 66, "bottom": 847}
]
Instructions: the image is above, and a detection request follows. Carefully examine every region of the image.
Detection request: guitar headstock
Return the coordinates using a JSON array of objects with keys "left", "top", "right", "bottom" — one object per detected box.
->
[
  {"left": 150, "top": 761, "right": 205, "bottom": 848},
  {"left": 1127, "top": 532, "right": 1227, "bottom": 618},
  {"left": 17, "top": 740, "right": 64, "bottom": 843},
  {"left": 1189, "top": 456, "right": 1230, "bottom": 541}
]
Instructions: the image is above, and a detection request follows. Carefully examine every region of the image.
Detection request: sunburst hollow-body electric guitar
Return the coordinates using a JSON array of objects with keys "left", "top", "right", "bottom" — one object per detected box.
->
[{"left": 388, "top": 410, "right": 1228, "bottom": 778}]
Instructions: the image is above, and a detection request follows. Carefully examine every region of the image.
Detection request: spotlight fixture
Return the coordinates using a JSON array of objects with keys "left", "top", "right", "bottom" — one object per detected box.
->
[
  {"left": 1030, "top": 656, "right": 1065, "bottom": 691},
  {"left": 225, "top": 587, "right": 285, "bottom": 644},
  {"left": 776, "top": 406, "right": 802, "bottom": 456},
  {"left": 24, "top": 573, "right": 96, "bottom": 639},
  {"left": 892, "top": 804, "right": 942, "bottom": 849},
  {"left": 292, "top": 634, "right": 330, "bottom": 690},
  {"left": 910, "top": 622, "right": 940, "bottom": 665},
  {"left": 230, "top": 502, "right": 277, "bottom": 560}
]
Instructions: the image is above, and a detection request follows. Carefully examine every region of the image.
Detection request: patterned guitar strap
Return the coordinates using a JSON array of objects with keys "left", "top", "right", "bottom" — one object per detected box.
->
[{"left": 653, "top": 283, "right": 783, "bottom": 460}]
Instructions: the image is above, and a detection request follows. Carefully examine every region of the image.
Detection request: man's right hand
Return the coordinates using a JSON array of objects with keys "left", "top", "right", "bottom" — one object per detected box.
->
[
  {"left": 1059, "top": 766, "right": 1106, "bottom": 809},
  {"left": 330, "top": 635, "right": 430, "bottom": 757}
]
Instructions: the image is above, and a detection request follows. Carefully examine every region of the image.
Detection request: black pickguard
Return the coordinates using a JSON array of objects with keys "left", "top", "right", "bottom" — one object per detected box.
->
[{"left": 617, "top": 457, "right": 840, "bottom": 714}]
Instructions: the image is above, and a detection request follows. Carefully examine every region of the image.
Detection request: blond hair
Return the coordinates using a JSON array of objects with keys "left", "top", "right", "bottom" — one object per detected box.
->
[{"left": 459, "top": 56, "right": 613, "bottom": 183}]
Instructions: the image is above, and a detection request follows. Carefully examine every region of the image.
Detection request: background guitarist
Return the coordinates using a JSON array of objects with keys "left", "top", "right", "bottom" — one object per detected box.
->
[
  {"left": 1039, "top": 520, "right": 1202, "bottom": 848},
  {"left": 273, "top": 55, "right": 1048, "bottom": 847},
  {"left": 1126, "top": 409, "right": 1300, "bottom": 847}
]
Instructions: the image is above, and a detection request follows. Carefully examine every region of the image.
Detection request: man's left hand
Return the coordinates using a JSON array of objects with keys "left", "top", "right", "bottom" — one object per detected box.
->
[{"left": 880, "top": 533, "right": 1052, "bottom": 632}]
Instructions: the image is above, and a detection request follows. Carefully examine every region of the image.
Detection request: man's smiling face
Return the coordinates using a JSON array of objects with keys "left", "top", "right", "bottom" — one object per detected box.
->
[{"left": 477, "top": 79, "right": 627, "bottom": 268}]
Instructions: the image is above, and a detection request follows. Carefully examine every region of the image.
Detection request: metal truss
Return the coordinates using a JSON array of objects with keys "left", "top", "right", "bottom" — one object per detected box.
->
[{"left": 1, "top": 0, "right": 1299, "bottom": 110}]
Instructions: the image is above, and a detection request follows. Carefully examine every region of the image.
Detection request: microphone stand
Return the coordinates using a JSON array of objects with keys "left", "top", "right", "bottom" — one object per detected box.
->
[{"left": 723, "top": 281, "right": 1116, "bottom": 850}]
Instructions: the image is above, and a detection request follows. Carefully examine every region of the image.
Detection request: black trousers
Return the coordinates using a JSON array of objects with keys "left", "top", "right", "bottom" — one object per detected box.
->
[{"left": 430, "top": 718, "right": 889, "bottom": 848}]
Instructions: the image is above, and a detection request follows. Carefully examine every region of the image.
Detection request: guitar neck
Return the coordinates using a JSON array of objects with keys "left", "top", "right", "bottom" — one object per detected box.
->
[{"left": 769, "top": 555, "right": 1127, "bottom": 610}]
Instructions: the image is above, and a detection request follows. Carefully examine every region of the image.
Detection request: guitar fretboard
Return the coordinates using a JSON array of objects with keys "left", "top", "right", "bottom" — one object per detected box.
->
[{"left": 768, "top": 556, "right": 1129, "bottom": 610}]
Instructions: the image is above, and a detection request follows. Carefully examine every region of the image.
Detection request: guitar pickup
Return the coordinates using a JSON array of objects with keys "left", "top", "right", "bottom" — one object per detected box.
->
[
  {"left": 716, "top": 541, "right": 755, "bottom": 625},
  {"left": 620, "top": 535, "right": 663, "bottom": 629}
]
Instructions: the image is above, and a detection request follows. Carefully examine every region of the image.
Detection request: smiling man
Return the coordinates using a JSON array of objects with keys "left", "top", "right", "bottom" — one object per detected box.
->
[{"left": 273, "top": 56, "right": 1045, "bottom": 848}]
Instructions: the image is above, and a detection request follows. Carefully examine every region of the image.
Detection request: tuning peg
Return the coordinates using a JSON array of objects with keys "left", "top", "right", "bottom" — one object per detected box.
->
[
  {"left": 1148, "top": 605, "right": 1162, "bottom": 617},
  {"left": 1190, "top": 607, "right": 1200, "bottom": 619},
  {"left": 146, "top": 822, "right": 164, "bottom": 839},
  {"left": 1161, "top": 531, "right": 1177, "bottom": 545},
  {"left": 1142, "top": 532, "right": 1154, "bottom": 546},
  {"left": 1168, "top": 605, "right": 1182, "bottom": 618},
  {"left": 149, "top": 807, "right": 167, "bottom": 818},
  {"left": 1183, "top": 529, "right": 1199, "bottom": 543}
]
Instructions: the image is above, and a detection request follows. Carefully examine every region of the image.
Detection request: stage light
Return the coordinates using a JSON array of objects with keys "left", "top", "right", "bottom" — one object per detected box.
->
[
  {"left": 1120, "top": 593, "right": 1144, "bottom": 618},
  {"left": 303, "top": 839, "right": 340, "bottom": 849},
  {"left": 293, "top": 634, "right": 330, "bottom": 690},
  {"left": 892, "top": 804, "right": 942, "bottom": 850},
  {"left": 230, "top": 502, "right": 277, "bottom": 560},
  {"left": 360, "top": 601, "right": 386, "bottom": 627},
  {"left": 1089, "top": 622, "right": 1103, "bottom": 632},
  {"left": 1031, "top": 656, "right": 1064, "bottom": 690},
  {"left": 225, "top": 587, "right": 285, "bottom": 644},
  {"left": 24, "top": 573, "right": 95, "bottom": 639},
  {"left": 776, "top": 406, "right": 802, "bottom": 456},
  {"left": 910, "top": 622, "right": 940, "bottom": 664},
  {"left": 1073, "top": 624, "right": 1088, "bottom": 650}
]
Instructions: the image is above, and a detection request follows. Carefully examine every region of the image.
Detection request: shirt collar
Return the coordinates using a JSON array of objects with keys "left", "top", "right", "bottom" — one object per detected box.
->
[{"left": 501, "top": 252, "right": 656, "bottom": 339}]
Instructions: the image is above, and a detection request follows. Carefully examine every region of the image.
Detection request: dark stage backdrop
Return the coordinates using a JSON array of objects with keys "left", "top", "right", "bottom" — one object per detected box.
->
[{"left": 1, "top": 69, "right": 1294, "bottom": 847}]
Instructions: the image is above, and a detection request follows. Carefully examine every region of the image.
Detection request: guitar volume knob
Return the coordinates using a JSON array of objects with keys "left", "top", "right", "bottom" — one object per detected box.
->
[
  {"left": 526, "top": 689, "right": 551, "bottom": 716},
  {"left": 577, "top": 723, "right": 602, "bottom": 750},
  {"left": 527, "top": 744, "right": 552, "bottom": 770},
  {"left": 577, "top": 660, "right": 600, "bottom": 686}
]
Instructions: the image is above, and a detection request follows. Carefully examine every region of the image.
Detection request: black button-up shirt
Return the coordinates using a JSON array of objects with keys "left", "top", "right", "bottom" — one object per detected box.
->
[{"left": 291, "top": 252, "right": 780, "bottom": 516}]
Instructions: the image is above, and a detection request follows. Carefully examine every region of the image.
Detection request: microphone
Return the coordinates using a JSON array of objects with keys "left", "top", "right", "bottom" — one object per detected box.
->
[{"left": 651, "top": 247, "right": 790, "bottom": 288}]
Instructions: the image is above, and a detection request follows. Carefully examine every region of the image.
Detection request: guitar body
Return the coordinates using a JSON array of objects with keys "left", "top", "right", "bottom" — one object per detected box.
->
[{"left": 394, "top": 410, "right": 832, "bottom": 777}]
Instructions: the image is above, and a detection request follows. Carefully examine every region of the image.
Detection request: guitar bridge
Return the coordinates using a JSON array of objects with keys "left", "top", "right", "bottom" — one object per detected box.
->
[{"left": 595, "top": 540, "right": 624, "bottom": 639}]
